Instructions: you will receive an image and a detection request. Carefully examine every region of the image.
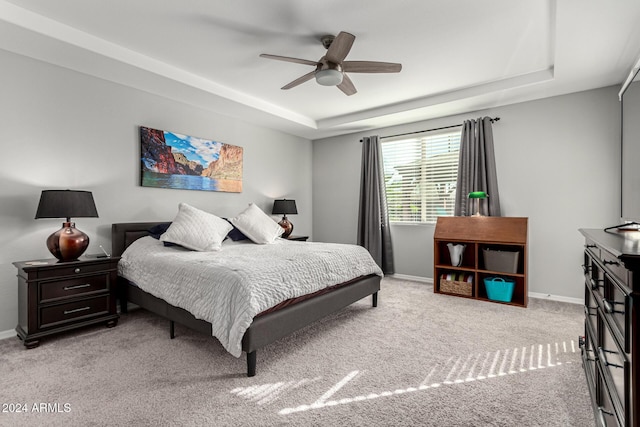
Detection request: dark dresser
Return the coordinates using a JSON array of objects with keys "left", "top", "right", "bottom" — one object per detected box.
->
[
  {"left": 14, "top": 256, "right": 120, "bottom": 348},
  {"left": 580, "top": 229, "right": 640, "bottom": 426}
]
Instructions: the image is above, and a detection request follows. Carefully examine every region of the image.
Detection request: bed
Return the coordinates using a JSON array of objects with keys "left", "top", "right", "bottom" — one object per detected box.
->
[{"left": 112, "top": 221, "right": 382, "bottom": 377}]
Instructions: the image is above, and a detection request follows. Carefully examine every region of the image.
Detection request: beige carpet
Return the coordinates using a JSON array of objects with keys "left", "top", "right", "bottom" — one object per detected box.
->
[{"left": 0, "top": 277, "right": 593, "bottom": 426}]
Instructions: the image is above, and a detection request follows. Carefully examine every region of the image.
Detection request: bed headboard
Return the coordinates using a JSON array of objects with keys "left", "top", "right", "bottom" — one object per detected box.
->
[{"left": 111, "top": 222, "right": 166, "bottom": 257}]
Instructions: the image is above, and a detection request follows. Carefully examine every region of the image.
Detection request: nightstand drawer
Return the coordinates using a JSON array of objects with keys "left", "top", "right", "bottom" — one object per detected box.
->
[
  {"left": 14, "top": 256, "right": 120, "bottom": 348},
  {"left": 40, "top": 296, "right": 110, "bottom": 329},
  {"left": 40, "top": 275, "right": 109, "bottom": 303},
  {"left": 35, "top": 262, "right": 113, "bottom": 280}
]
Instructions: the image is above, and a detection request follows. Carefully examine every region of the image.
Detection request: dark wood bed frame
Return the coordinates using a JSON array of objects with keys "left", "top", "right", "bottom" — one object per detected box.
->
[{"left": 111, "top": 222, "right": 381, "bottom": 377}]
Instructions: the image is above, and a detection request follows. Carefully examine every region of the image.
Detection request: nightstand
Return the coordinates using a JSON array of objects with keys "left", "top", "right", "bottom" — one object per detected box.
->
[
  {"left": 13, "top": 256, "right": 120, "bottom": 348},
  {"left": 286, "top": 235, "right": 309, "bottom": 241}
]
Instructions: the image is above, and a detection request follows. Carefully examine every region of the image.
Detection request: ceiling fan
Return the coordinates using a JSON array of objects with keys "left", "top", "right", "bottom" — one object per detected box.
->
[{"left": 259, "top": 31, "right": 402, "bottom": 96}]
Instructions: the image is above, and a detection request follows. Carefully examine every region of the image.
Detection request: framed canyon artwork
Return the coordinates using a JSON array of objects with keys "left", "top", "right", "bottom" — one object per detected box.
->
[{"left": 140, "top": 126, "right": 243, "bottom": 193}]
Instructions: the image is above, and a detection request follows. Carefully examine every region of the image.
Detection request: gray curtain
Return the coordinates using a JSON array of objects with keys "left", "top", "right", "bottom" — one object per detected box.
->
[
  {"left": 454, "top": 117, "right": 501, "bottom": 216},
  {"left": 358, "top": 136, "right": 394, "bottom": 274}
]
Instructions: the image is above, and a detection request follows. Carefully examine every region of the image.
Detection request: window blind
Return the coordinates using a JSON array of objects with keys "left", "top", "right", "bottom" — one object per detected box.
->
[{"left": 381, "top": 128, "right": 462, "bottom": 224}]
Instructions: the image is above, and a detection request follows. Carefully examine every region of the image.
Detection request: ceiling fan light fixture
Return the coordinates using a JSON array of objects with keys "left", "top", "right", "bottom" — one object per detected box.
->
[
  {"left": 315, "top": 69, "right": 343, "bottom": 86},
  {"left": 260, "top": 31, "right": 401, "bottom": 95}
]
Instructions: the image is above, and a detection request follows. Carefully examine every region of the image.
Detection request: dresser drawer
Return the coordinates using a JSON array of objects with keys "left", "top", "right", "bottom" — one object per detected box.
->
[
  {"left": 601, "top": 249, "right": 628, "bottom": 286},
  {"left": 40, "top": 296, "right": 110, "bottom": 329},
  {"left": 596, "top": 368, "right": 623, "bottom": 427},
  {"left": 40, "top": 274, "right": 109, "bottom": 303},
  {"left": 598, "top": 310, "right": 629, "bottom": 426},
  {"left": 602, "top": 276, "right": 632, "bottom": 353},
  {"left": 579, "top": 230, "right": 638, "bottom": 427},
  {"left": 34, "top": 262, "right": 114, "bottom": 280},
  {"left": 584, "top": 239, "right": 600, "bottom": 260},
  {"left": 585, "top": 252, "right": 606, "bottom": 299},
  {"left": 582, "top": 323, "right": 597, "bottom": 394},
  {"left": 584, "top": 284, "right": 599, "bottom": 337}
]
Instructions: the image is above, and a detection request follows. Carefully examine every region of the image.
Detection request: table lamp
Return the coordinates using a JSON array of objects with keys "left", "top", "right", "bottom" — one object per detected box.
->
[
  {"left": 272, "top": 199, "right": 297, "bottom": 238},
  {"left": 468, "top": 191, "right": 488, "bottom": 216},
  {"left": 35, "top": 190, "right": 99, "bottom": 262}
]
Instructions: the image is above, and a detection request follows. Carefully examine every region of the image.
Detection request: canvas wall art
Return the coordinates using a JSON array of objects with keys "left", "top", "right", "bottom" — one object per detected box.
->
[{"left": 140, "top": 126, "right": 243, "bottom": 193}]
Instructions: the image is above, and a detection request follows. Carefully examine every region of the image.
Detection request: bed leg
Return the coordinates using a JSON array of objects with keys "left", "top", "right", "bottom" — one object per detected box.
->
[
  {"left": 247, "top": 351, "right": 257, "bottom": 377},
  {"left": 372, "top": 292, "right": 378, "bottom": 307},
  {"left": 118, "top": 280, "right": 128, "bottom": 314},
  {"left": 169, "top": 321, "right": 175, "bottom": 339}
]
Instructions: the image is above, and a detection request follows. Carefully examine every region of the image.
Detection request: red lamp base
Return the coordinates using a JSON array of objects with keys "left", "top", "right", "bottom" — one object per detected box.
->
[{"left": 46, "top": 222, "right": 90, "bottom": 262}]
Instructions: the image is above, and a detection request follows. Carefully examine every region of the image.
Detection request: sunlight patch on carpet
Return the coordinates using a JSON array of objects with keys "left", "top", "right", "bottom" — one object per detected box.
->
[
  {"left": 232, "top": 339, "right": 579, "bottom": 415},
  {"left": 230, "top": 377, "right": 322, "bottom": 405}
]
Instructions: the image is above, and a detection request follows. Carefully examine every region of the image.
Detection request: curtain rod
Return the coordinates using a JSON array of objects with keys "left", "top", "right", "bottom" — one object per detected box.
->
[{"left": 360, "top": 117, "right": 500, "bottom": 142}]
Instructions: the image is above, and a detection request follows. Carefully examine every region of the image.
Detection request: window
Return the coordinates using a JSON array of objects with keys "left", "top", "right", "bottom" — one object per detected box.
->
[{"left": 381, "top": 128, "right": 461, "bottom": 224}]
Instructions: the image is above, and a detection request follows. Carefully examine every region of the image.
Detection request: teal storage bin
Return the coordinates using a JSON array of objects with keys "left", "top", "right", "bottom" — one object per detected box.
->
[{"left": 484, "top": 277, "right": 515, "bottom": 302}]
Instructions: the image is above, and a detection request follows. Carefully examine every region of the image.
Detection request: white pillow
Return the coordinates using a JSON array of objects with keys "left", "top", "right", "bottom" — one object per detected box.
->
[
  {"left": 229, "top": 203, "right": 283, "bottom": 244},
  {"left": 160, "top": 203, "right": 232, "bottom": 251}
]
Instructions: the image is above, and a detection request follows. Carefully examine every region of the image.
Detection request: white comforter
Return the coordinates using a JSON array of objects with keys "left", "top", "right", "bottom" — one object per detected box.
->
[{"left": 118, "top": 236, "right": 383, "bottom": 357}]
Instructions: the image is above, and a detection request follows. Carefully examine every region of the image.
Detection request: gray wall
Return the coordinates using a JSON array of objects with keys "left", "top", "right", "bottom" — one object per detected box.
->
[
  {"left": 313, "top": 86, "right": 621, "bottom": 300},
  {"left": 0, "top": 50, "right": 312, "bottom": 335},
  {"left": 0, "top": 45, "right": 621, "bottom": 336}
]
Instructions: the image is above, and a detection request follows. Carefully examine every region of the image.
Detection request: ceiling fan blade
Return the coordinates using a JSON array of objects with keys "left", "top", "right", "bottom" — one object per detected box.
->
[
  {"left": 326, "top": 31, "right": 355, "bottom": 64},
  {"left": 337, "top": 73, "right": 357, "bottom": 96},
  {"left": 281, "top": 70, "right": 316, "bottom": 90},
  {"left": 260, "top": 54, "right": 319, "bottom": 67},
  {"left": 342, "top": 61, "right": 402, "bottom": 73}
]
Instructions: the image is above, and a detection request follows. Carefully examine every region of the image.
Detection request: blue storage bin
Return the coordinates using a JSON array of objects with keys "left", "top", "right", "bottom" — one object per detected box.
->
[{"left": 484, "top": 277, "right": 515, "bottom": 302}]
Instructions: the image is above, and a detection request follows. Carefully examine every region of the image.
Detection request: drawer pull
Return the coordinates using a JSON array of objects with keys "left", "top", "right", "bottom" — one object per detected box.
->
[
  {"left": 597, "top": 347, "right": 624, "bottom": 369},
  {"left": 63, "top": 306, "right": 91, "bottom": 315},
  {"left": 603, "top": 260, "right": 620, "bottom": 266},
  {"left": 603, "top": 299, "right": 625, "bottom": 315},
  {"left": 597, "top": 407, "right": 615, "bottom": 426},
  {"left": 583, "top": 348, "right": 596, "bottom": 362},
  {"left": 579, "top": 337, "right": 597, "bottom": 361},
  {"left": 589, "top": 278, "right": 603, "bottom": 290},
  {"left": 74, "top": 268, "right": 81, "bottom": 273},
  {"left": 63, "top": 284, "right": 91, "bottom": 291}
]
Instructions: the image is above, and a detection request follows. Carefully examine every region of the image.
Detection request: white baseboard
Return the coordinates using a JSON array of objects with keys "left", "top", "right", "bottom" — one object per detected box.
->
[
  {"left": 389, "top": 273, "right": 433, "bottom": 284},
  {"left": 0, "top": 284, "right": 583, "bottom": 342},
  {"left": 388, "top": 274, "right": 583, "bottom": 305},
  {"left": 528, "top": 292, "right": 583, "bottom": 305},
  {"left": 0, "top": 303, "right": 140, "bottom": 342},
  {"left": 0, "top": 329, "right": 16, "bottom": 341}
]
